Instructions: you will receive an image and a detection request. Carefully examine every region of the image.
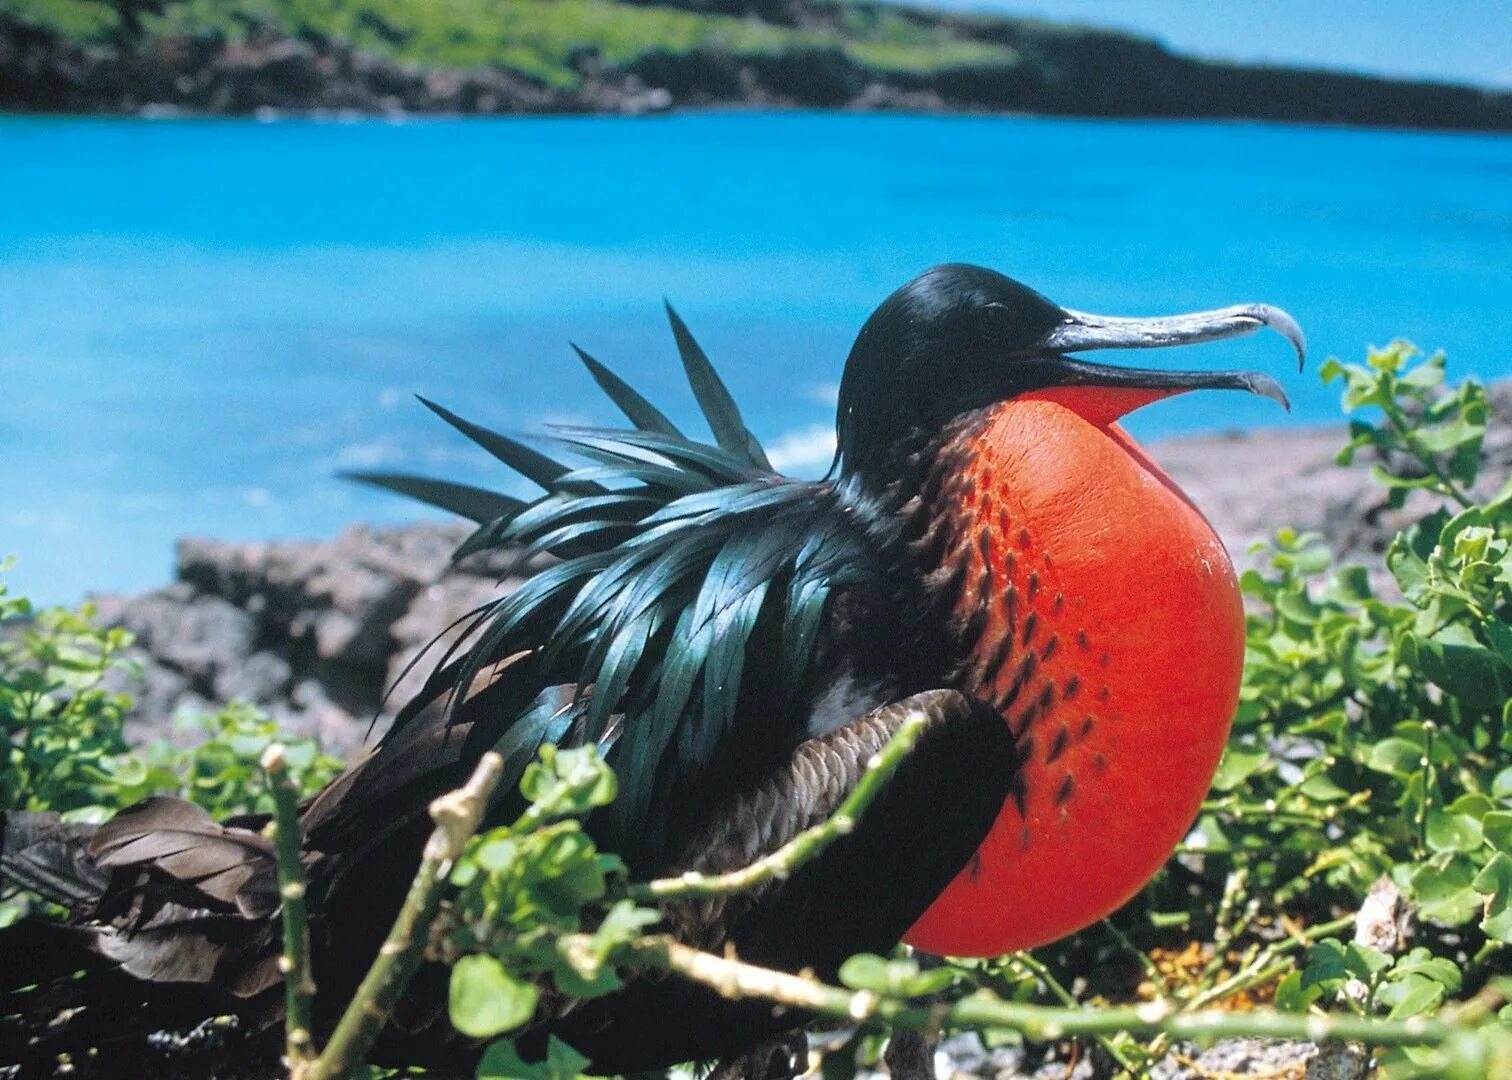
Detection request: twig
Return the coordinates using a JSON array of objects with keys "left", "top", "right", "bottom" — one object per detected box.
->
[
  {"left": 1382, "top": 406, "right": 1475, "bottom": 508},
  {"left": 262, "top": 744, "right": 316, "bottom": 1072},
  {"left": 1185, "top": 914, "right": 1354, "bottom": 1012},
  {"left": 304, "top": 751, "right": 506, "bottom": 1080},
  {"left": 1010, "top": 952, "right": 1141, "bottom": 1074},
  {"left": 1101, "top": 919, "right": 1166, "bottom": 995},
  {"left": 628, "top": 712, "right": 929, "bottom": 901},
  {"left": 625, "top": 935, "right": 1453, "bottom": 1049},
  {"left": 1417, "top": 721, "right": 1435, "bottom": 857},
  {"left": 1466, "top": 939, "right": 1504, "bottom": 978}
]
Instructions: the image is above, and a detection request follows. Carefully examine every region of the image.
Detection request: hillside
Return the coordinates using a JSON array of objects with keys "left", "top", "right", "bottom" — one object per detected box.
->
[{"left": 3, "top": 0, "right": 1510, "bottom": 128}]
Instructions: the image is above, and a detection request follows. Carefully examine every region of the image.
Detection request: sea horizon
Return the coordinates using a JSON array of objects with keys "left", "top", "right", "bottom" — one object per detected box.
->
[{"left": 4, "top": 111, "right": 1510, "bottom": 605}]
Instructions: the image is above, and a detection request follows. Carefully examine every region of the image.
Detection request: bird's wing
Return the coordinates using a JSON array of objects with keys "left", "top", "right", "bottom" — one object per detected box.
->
[
  {"left": 1, "top": 797, "right": 283, "bottom": 996},
  {"left": 547, "top": 689, "right": 1021, "bottom": 1071},
  {"left": 319, "top": 312, "right": 884, "bottom": 869}
]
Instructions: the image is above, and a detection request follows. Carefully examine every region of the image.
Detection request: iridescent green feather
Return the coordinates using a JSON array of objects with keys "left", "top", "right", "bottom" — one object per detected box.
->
[{"left": 348, "top": 314, "right": 875, "bottom": 864}]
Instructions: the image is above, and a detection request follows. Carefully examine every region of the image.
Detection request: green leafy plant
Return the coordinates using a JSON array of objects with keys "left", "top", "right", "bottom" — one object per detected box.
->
[
  {"left": 1, "top": 570, "right": 340, "bottom": 822},
  {"left": 1, "top": 569, "right": 137, "bottom": 816},
  {"left": 0, "top": 570, "right": 341, "bottom": 822},
  {"left": 444, "top": 746, "right": 650, "bottom": 1039},
  {"left": 112, "top": 701, "right": 343, "bottom": 818},
  {"left": 1221, "top": 344, "right": 1509, "bottom": 960}
]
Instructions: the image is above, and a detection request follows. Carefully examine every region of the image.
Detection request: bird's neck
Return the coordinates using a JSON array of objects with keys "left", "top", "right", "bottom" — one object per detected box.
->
[{"left": 889, "top": 398, "right": 1245, "bottom": 956}]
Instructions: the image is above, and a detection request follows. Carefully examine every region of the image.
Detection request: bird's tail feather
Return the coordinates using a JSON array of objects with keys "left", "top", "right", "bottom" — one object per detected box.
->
[
  {"left": 1, "top": 809, "right": 112, "bottom": 909},
  {"left": 1, "top": 801, "right": 286, "bottom": 1075}
]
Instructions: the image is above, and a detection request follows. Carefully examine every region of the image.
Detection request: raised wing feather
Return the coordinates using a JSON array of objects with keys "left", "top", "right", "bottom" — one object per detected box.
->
[{"left": 345, "top": 312, "right": 882, "bottom": 865}]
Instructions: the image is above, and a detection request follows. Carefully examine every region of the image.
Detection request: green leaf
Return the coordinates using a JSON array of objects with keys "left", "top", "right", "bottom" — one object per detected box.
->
[
  {"left": 478, "top": 1036, "right": 590, "bottom": 1080},
  {"left": 1391, "top": 948, "right": 1463, "bottom": 994},
  {"left": 1299, "top": 770, "right": 1350, "bottom": 802},
  {"left": 838, "top": 953, "right": 891, "bottom": 992},
  {"left": 521, "top": 745, "right": 618, "bottom": 817},
  {"left": 1272, "top": 970, "right": 1322, "bottom": 1012},
  {"left": 1377, "top": 971, "right": 1447, "bottom": 1019},
  {"left": 1420, "top": 627, "right": 1510, "bottom": 711},
  {"left": 1399, "top": 359, "right": 1445, "bottom": 389},
  {"left": 1299, "top": 939, "right": 1351, "bottom": 993},
  {"left": 449, "top": 955, "right": 539, "bottom": 1038},
  {"left": 555, "top": 899, "right": 658, "bottom": 998},
  {"left": 1411, "top": 854, "right": 1484, "bottom": 927},
  {"left": 1300, "top": 937, "right": 1391, "bottom": 986},
  {"left": 1426, "top": 810, "right": 1484, "bottom": 854},
  {"left": 1449, "top": 793, "right": 1497, "bottom": 821},
  {"left": 1345, "top": 941, "right": 1394, "bottom": 980},
  {"left": 836, "top": 953, "right": 949, "bottom": 997},
  {"left": 475, "top": 835, "right": 520, "bottom": 872},
  {"left": 1487, "top": 620, "right": 1512, "bottom": 670},
  {"left": 1388, "top": 510, "right": 1450, "bottom": 602},
  {"left": 1212, "top": 746, "right": 1269, "bottom": 791},
  {"left": 1366, "top": 737, "right": 1426, "bottom": 778},
  {"left": 1485, "top": 812, "right": 1512, "bottom": 853},
  {"left": 1473, "top": 853, "right": 1512, "bottom": 943},
  {"left": 1275, "top": 590, "right": 1321, "bottom": 625},
  {"left": 593, "top": 899, "right": 659, "bottom": 949}
]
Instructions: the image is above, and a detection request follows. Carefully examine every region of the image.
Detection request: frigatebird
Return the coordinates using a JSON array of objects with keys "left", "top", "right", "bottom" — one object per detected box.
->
[{"left": 0, "top": 265, "right": 1303, "bottom": 1076}]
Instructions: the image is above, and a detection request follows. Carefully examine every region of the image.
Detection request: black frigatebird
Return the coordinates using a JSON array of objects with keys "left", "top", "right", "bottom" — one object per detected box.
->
[{"left": 0, "top": 265, "right": 1303, "bottom": 1075}]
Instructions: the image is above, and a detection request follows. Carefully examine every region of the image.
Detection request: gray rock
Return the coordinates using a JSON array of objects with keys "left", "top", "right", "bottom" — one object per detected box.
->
[
  {"left": 98, "top": 589, "right": 256, "bottom": 685},
  {"left": 1147, "top": 1038, "right": 1322, "bottom": 1078},
  {"left": 1354, "top": 876, "right": 1413, "bottom": 957},
  {"left": 1306, "top": 1041, "right": 1371, "bottom": 1080},
  {"left": 212, "top": 650, "right": 293, "bottom": 706},
  {"left": 89, "top": 522, "right": 531, "bottom": 753}
]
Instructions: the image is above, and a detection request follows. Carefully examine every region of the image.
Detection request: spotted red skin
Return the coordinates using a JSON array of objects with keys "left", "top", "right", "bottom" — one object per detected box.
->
[{"left": 904, "top": 387, "right": 1244, "bottom": 957}]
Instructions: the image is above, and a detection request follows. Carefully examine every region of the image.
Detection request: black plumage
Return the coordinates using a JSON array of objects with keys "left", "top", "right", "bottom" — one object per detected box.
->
[
  {"left": 1, "top": 292, "right": 1016, "bottom": 1077},
  {"left": 1, "top": 264, "right": 1300, "bottom": 1076}
]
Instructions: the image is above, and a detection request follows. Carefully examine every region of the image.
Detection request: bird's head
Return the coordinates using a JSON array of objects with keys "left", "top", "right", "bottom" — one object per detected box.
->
[
  {"left": 835, "top": 263, "right": 1304, "bottom": 481},
  {"left": 831, "top": 266, "right": 1306, "bottom": 956}
]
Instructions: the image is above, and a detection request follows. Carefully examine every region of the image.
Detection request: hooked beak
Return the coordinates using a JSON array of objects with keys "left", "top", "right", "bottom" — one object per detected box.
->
[{"left": 1032, "top": 303, "right": 1306, "bottom": 411}]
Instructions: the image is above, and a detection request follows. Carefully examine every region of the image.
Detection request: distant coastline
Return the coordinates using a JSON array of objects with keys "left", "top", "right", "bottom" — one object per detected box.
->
[{"left": 3, "top": 1, "right": 1509, "bottom": 130}]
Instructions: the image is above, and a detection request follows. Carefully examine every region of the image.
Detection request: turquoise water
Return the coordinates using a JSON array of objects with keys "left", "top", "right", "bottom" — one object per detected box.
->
[{"left": 3, "top": 113, "right": 1510, "bottom": 604}]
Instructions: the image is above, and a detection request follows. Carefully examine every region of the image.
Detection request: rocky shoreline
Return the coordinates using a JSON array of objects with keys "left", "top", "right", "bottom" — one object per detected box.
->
[
  {"left": 4, "top": 3, "right": 1510, "bottom": 129},
  {"left": 89, "top": 391, "right": 1512, "bottom": 756}
]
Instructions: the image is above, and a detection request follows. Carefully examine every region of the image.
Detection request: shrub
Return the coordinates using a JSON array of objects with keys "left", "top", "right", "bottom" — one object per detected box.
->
[{"left": 0, "top": 575, "right": 341, "bottom": 824}]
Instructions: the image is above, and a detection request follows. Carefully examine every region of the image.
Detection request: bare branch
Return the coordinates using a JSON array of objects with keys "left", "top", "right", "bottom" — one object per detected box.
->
[
  {"left": 262, "top": 743, "right": 316, "bottom": 1073},
  {"left": 305, "top": 751, "right": 506, "bottom": 1080},
  {"left": 625, "top": 934, "right": 1455, "bottom": 1049}
]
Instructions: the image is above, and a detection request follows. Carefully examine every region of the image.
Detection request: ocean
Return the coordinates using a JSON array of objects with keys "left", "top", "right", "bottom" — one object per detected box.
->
[{"left": 2, "top": 112, "right": 1509, "bottom": 604}]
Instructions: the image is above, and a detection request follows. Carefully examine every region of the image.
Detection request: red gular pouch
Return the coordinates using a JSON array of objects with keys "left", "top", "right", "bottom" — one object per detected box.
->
[{"left": 903, "top": 388, "right": 1243, "bottom": 958}]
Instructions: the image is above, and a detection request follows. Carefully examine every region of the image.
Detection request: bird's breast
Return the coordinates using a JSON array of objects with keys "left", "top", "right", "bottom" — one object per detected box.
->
[{"left": 904, "top": 397, "right": 1244, "bottom": 957}]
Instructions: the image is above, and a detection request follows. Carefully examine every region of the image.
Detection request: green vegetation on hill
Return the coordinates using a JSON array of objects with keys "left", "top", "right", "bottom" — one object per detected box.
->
[
  {"left": 8, "top": 0, "right": 1019, "bottom": 90},
  {"left": 5, "top": 0, "right": 1510, "bottom": 126}
]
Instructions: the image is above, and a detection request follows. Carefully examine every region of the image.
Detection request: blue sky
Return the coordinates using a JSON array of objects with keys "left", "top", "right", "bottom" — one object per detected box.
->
[{"left": 918, "top": 1, "right": 1512, "bottom": 87}]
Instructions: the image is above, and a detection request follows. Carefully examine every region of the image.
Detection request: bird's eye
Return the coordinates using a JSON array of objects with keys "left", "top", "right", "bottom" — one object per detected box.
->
[{"left": 981, "top": 303, "right": 1014, "bottom": 335}]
